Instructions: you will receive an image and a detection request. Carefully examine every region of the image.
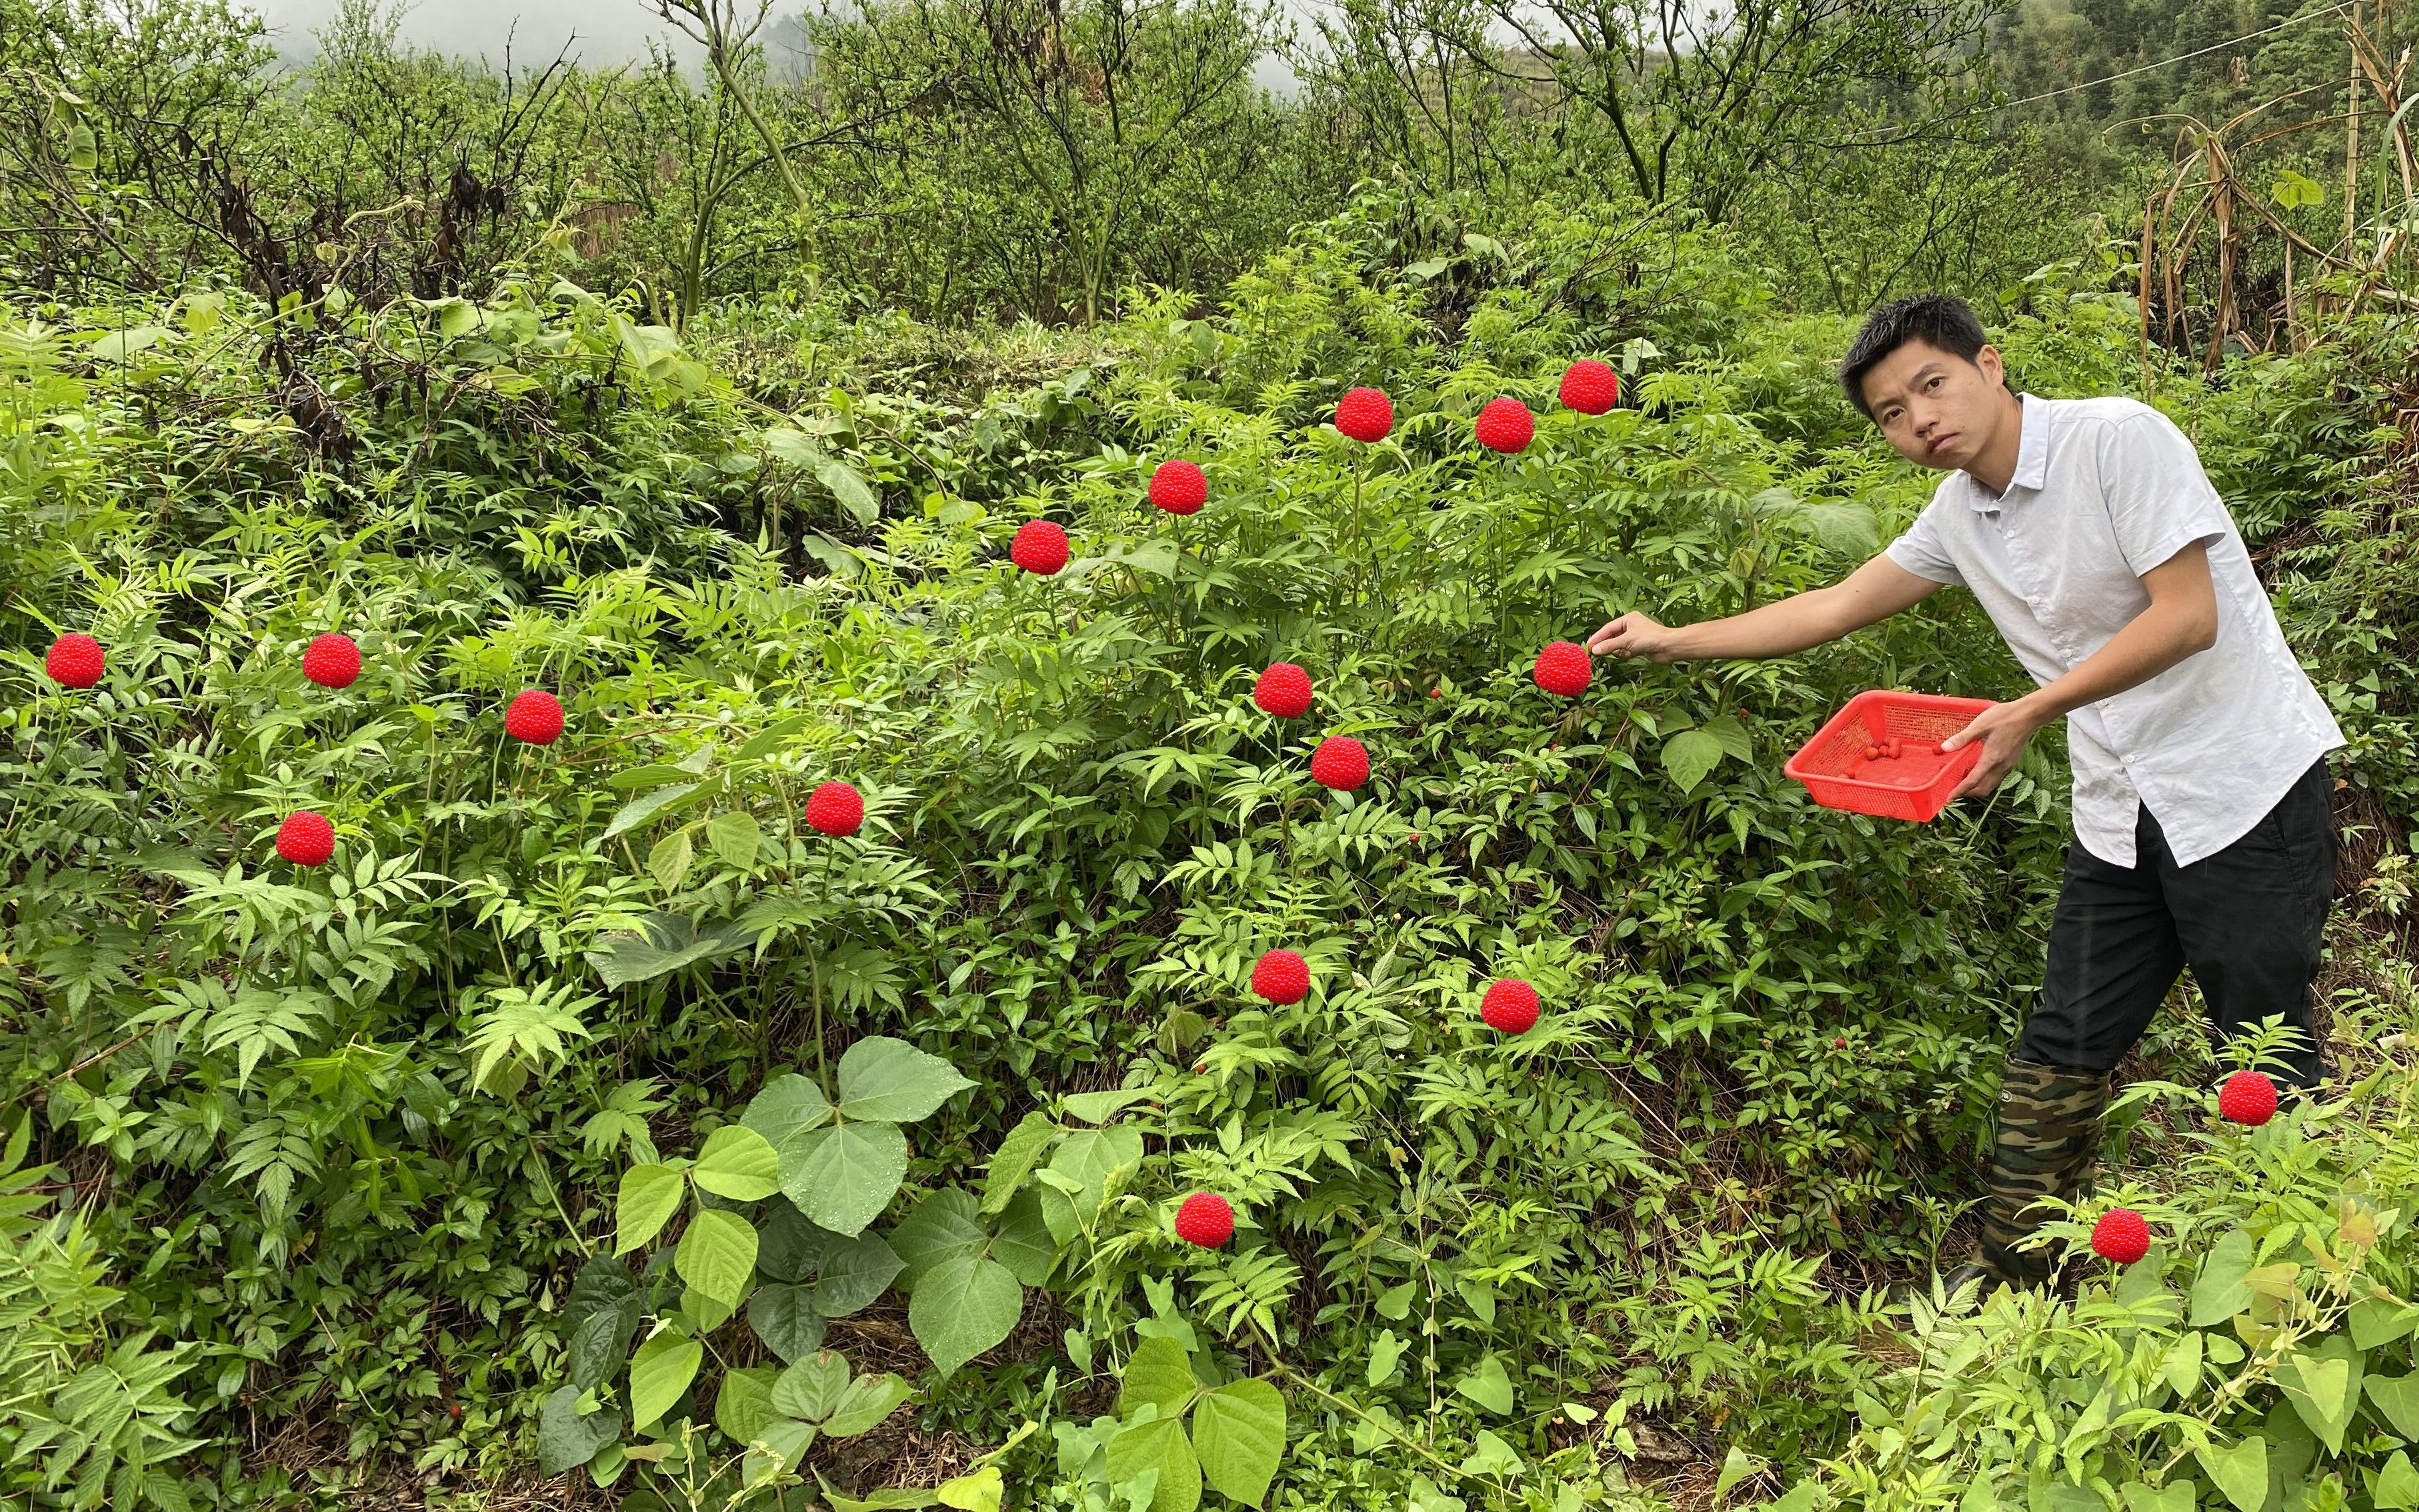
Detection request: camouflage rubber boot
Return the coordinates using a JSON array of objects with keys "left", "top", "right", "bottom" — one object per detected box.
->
[{"left": 1974, "top": 1057, "right": 2112, "bottom": 1289}]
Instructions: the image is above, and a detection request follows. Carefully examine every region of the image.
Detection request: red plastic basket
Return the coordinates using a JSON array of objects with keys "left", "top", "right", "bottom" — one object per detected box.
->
[{"left": 1782, "top": 691, "right": 1995, "bottom": 823}]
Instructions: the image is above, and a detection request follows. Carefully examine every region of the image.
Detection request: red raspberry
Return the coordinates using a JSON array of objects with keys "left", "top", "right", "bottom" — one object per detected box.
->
[
  {"left": 1251, "top": 949, "right": 1309, "bottom": 1005},
  {"left": 2090, "top": 1208, "right": 2150, "bottom": 1265},
  {"left": 806, "top": 781, "right": 864, "bottom": 837},
  {"left": 303, "top": 633, "right": 361, "bottom": 689},
  {"left": 1010, "top": 519, "right": 1070, "bottom": 575},
  {"left": 1559, "top": 360, "right": 1620, "bottom": 415},
  {"left": 1334, "top": 387, "right": 1394, "bottom": 443},
  {"left": 1174, "top": 1192, "right": 1236, "bottom": 1248},
  {"left": 504, "top": 691, "right": 565, "bottom": 746},
  {"left": 1532, "top": 641, "right": 1592, "bottom": 697},
  {"left": 1474, "top": 397, "right": 1534, "bottom": 454},
  {"left": 1309, "top": 736, "right": 1370, "bottom": 791},
  {"left": 276, "top": 811, "right": 336, "bottom": 868},
  {"left": 2218, "top": 1069, "right": 2278, "bottom": 1127},
  {"left": 1254, "top": 663, "right": 1314, "bottom": 719},
  {"left": 1149, "top": 460, "right": 1207, "bottom": 515},
  {"left": 44, "top": 633, "right": 104, "bottom": 689},
  {"left": 1481, "top": 979, "right": 1540, "bottom": 1034}
]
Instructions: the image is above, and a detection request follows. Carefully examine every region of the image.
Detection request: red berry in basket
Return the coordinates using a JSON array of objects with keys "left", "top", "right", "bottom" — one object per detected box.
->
[
  {"left": 807, "top": 781, "right": 864, "bottom": 837},
  {"left": 1175, "top": 1192, "right": 1236, "bottom": 1248},
  {"left": 505, "top": 690, "right": 565, "bottom": 745},
  {"left": 303, "top": 633, "right": 361, "bottom": 689},
  {"left": 45, "top": 633, "right": 104, "bottom": 688},
  {"left": 1254, "top": 663, "right": 1314, "bottom": 719},
  {"left": 1532, "top": 641, "right": 1592, "bottom": 697},
  {"left": 1560, "top": 360, "right": 1620, "bottom": 415},
  {"left": 2218, "top": 1069, "right": 2278, "bottom": 1126},
  {"left": 1336, "top": 387, "right": 1393, "bottom": 443},
  {"left": 1474, "top": 397, "right": 1534, "bottom": 454},
  {"left": 1481, "top": 979, "right": 1540, "bottom": 1034},
  {"left": 276, "top": 811, "right": 336, "bottom": 867},
  {"left": 1010, "top": 519, "right": 1070, "bottom": 575},
  {"left": 1251, "top": 949, "right": 1309, "bottom": 1005},
  {"left": 1149, "top": 460, "right": 1207, "bottom": 515},
  {"left": 1310, "top": 736, "right": 1370, "bottom": 791},
  {"left": 2091, "top": 1208, "right": 2150, "bottom": 1265}
]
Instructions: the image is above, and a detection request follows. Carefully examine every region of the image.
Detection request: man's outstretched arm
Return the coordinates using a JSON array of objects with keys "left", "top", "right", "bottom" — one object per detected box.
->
[{"left": 1586, "top": 553, "right": 1944, "bottom": 663}]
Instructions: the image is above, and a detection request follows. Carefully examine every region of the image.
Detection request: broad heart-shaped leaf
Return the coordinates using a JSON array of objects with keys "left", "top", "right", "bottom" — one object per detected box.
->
[
  {"left": 1063, "top": 1088, "right": 1155, "bottom": 1125},
  {"left": 981, "top": 1111, "right": 1059, "bottom": 1215},
  {"left": 649, "top": 829, "right": 695, "bottom": 892},
  {"left": 891, "top": 1187, "right": 990, "bottom": 1287},
  {"left": 757, "top": 1199, "right": 843, "bottom": 1282},
  {"left": 2374, "top": 1449, "right": 2419, "bottom": 1510},
  {"left": 1191, "top": 1379, "right": 1284, "bottom": 1508},
  {"left": 705, "top": 809, "right": 762, "bottom": 869},
  {"left": 2368, "top": 1373, "right": 2419, "bottom": 1438},
  {"left": 823, "top": 1372, "right": 915, "bottom": 1437},
  {"left": 588, "top": 910, "right": 748, "bottom": 989},
  {"left": 993, "top": 1189, "right": 1058, "bottom": 1287},
  {"left": 629, "top": 1332, "right": 703, "bottom": 1432},
  {"left": 2118, "top": 1483, "right": 2194, "bottom": 1512},
  {"left": 745, "top": 1075, "right": 835, "bottom": 1147},
  {"left": 1045, "top": 1127, "right": 1146, "bottom": 1229},
  {"left": 772, "top": 1349, "right": 851, "bottom": 1422},
  {"left": 781, "top": 1121, "right": 909, "bottom": 1237},
  {"left": 2196, "top": 1433, "right": 2269, "bottom": 1512},
  {"left": 2278, "top": 1333, "right": 2363, "bottom": 1453},
  {"left": 836, "top": 1037, "right": 975, "bottom": 1123},
  {"left": 2189, "top": 1229, "right": 2258, "bottom": 1326},
  {"left": 2354, "top": 1299, "right": 2419, "bottom": 1349},
  {"left": 615, "top": 1163, "right": 686, "bottom": 1257},
  {"left": 1105, "top": 1414, "right": 1202, "bottom": 1512},
  {"left": 747, "top": 1283, "right": 828, "bottom": 1363},
  {"left": 811, "top": 1231, "right": 905, "bottom": 1317},
  {"left": 567, "top": 1295, "right": 641, "bottom": 1391},
  {"left": 1661, "top": 729, "right": 1726, "bottom": 794},
  {"left": 676, "top": 1208, "right": 759, "bottom": 1309},
  {"left": 694, "top": 1125, "right": 782, "bottom": 1201},
  {"left": 1455, "top": 1353, "right": 1514, "bottom": 1415},
  {"left": 537, "top": 1384, "right": 621, "bottom": 1475},
  {"left": 1117, "top": 1336, "right": 1200, "bottom": 1419},
  {"left": 907, "top": 1253, "right": 1023, "bottom": 1377},
  {"left": 716, "top": 1365, "right": 779, "bottom": 1445},
  {"left": 564, "top": 1252, "right": 639, "bottom": 1327}
]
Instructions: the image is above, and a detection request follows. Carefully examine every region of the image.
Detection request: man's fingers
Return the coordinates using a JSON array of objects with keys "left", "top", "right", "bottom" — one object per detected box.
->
[
  {"left": 1586, "top": 620, "right": 1627, "bottom": 655},
  {"left": 1939, "top": 713, "right": 1989, "bottom": 753}
]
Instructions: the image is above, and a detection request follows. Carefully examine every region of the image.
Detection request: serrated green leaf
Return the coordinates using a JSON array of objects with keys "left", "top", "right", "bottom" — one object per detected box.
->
[
  {"left": 836, "top": 1037, "right": 974, "bottom": 1123},
  {"left": 1117, "top": 1336, "right": 1199, "bottom": 1419},
  {"left": 1105, "top": 1415, "right": 1201, "bottom": 1512},
  {"left": 891, "top": 1187, "right": 989, "bottom": 1287},
  {"left": 747, "top": 1283, "right": 827, "bottom": 1363},
  {"left": 780, "top": 1121, "right": 909, "bottom": 1236},
  {"left": 773, "top": 1350, "right": 851, "bottom": 1422},
  {"left": 1062, "top": 1088, "right": 1154, "bottom": 1125},
  {"left": 1192, "top": 1378, "right": 1284, "bottom": 1507},
  {"left": 603, "top": 782, "right": 703, "bottom": 840},
  {"left": 823, "top": 1372, "right": 915, "bottom": 1437},
  {"left": 810, "top": 1231, "right": 904, "bottom": 1317},
  {"left": 615, "top": 1163, "right": 685, "bottom": 1256},
  {"left": 675, "top": 1208, "right": 759, "bottom": 1309},
  {"left": 649, "top": 829, "right": 695, "bottom": 891},
  {"left": 716, "top": 1366, "right": 778, "bottom": 1445},
  {"left": 745, "top": 1075, "right": 834, "bottom": 1146},
  {"left": 706, "top": 810, "right": 762, "bottom": 869},
  {"left": 981, "top": 1113, "right": 1059, "bottom": 1215},
  {"left": 694, "top": 1125, "right": 781, "bottom": 1201},
  {"left": 993, "top": 1189, "right": 1057, "bottom": 1286}
]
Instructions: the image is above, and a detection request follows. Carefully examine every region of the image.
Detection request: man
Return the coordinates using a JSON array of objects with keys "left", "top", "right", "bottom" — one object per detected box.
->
[{"left": 1586, "top": 293, "right": 2343, "bottom": 1290}]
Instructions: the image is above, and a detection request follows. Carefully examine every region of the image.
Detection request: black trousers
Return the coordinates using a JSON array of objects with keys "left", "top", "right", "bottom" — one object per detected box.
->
[{"left": 2014, "top": 759, "right": 2336, "bottom": 1088}]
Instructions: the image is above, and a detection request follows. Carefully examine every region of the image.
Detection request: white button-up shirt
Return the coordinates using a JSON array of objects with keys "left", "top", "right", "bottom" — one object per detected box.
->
[{"left": 1884, "top": 393, "right": 2341, "bottom": 867}]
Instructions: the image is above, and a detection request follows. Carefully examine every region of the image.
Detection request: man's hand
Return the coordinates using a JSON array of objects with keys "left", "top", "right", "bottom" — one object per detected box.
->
[
  {"left": 1941, "top": 699, "right": 2048, "bottom": 801},
  {"left": 1588, "top": 612, "right": 1684, "bottom": 663}
]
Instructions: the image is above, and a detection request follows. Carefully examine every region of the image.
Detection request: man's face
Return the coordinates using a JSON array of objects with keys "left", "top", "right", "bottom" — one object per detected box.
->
[{"left": 1858, "top": 339, "right": 2012, "bottom": 473}]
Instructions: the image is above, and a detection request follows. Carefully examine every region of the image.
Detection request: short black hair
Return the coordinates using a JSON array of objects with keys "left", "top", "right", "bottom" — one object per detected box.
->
[{"left": 1840, "top": 293, "right": 1996, "bottom": 419}]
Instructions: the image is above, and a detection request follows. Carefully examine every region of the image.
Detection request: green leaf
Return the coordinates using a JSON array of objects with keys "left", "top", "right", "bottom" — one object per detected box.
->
[
  {"left": 2279, "top": 1335, "right": 2362, "bottom": 1453},
  {"left": 1191, "top": 1379, "right": 1284, "bottom": 1507},
  {"left": 2196, "top": 1433, "right": 2268, "bottom": 1512},
  {"left": 649, "top": 829, "right": 695, "bottom": 891},
  {"left": 629, "top": 1333, "right": 703, "bottom": 1432},
  {"left": 773, "top": 1351, "right": 851, "bottom": 1422},
  {"left": 980, "top": 1112, "right": 1059, "bottom": 1214},
  {"left": 1460, "top": 1428, "right": 1524, "bottom": 1479},
  {"left": 716, "top": 1366, "right": 779, "bottom": 1445},
  {"left": 1063, "top": 1088, "right": 1155, "bottom": 1125},
  {"left": 1118, "top": 1337, "right": 1199, "bottom": 1419},
  {"left": 822, "top": 1372, "right": 915, "bottom": 1437},
  {"left": 745, "top": 1075, "right": 834, "bottom": 1146},
  {"left": 1455, "top": 1353, "right": 1514, "bottom": 1415},
  {"left": 2161, "top": 1329, "right": 2203, "bottom": 1399},
  {"left": 537, "top": 1384, "right": 621, "bottom": 1475},
  {"left": 907, "top": 1253, "right": 1023, "bottom": 1377},
  {"left": 615, "top": 1163, "right": 686, "bottom": 1256},
  {"left": 706, "top": 810, "right": 763, "bottom": 869},
  {"left": 811, "top": 1232, "right": 905, "bottom": 1317},
  {"left": 1700, "top": 715, "right": 1754, "bottom": 763},
  {"left": 2188, "top": 1230, "right": 2257, "bottom": 1326},
  {"left": 891, "top": 1188, "right": 990, "bottom": 1287},
  {"left": 675, "top": 1208, "right": 759, "bottom": 1309},
  {"left": 814, "top": 455, "right": 882, "bottom": 525},
  {"left": 2118, "top": 1484, "right": 2192, "bottom": 1512},
  {"left": 603, "top": 782, "right": 703, "bottom": 840},
  {"left": 1105, "top": 1416, "right": 1201, "bottom": 1512},
  {"left": 587, "top": 912, "right": 749, "bottom": 989},
  {"left": 993, "top": 1189, "right": 1057, "bottom": 1286},
  {"left": 2374, "top": 1449, "right": 2419, "bottom": 1509},
  {"left": 780, "top": 1121, "right": 909, "bottom": 1237},
  {"left": 567, "top": 1297, "right": 639, "bottom": 1391},
  {"left": 1367, "top": 1330, "right": 1407, "bottom": 1387},
  {"left": 747, "top": 1283, "right": 828, "bottom": 1363},
  {"left": 1661, "top": 729, "right": 1725, "bottom": 794},
  {"left": 2368, "top": 1373, "right": 2419, "bottom": 1438},
  {"left": 1714, "top": 1446, "right": 1762, "bottom": 1499},
  {"left": 2353, "top": 1299, "right": 2419, "bottom": 1349},
  {"left": 694, "top": 1125, "right": 782, "bottom": 1201},
  {"left": 836, "top": 1037, "right": 975, "bottom": 1123}
]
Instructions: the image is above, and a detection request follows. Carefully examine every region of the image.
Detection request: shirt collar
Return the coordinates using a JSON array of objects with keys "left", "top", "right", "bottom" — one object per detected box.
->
[{"left": 1965, "top": 392, "right": 2050, "bottom": 512}]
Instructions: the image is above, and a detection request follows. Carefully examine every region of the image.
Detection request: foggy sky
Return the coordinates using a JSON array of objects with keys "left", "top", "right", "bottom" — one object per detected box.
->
[{"left": 245, "top": 0, "right": 708, "bottom": 65}]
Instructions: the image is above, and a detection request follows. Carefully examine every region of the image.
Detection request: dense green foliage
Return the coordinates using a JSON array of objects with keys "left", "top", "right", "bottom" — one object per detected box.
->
[{"left": 6, "top": 0, "right": 2419, "bottom": 1509}]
